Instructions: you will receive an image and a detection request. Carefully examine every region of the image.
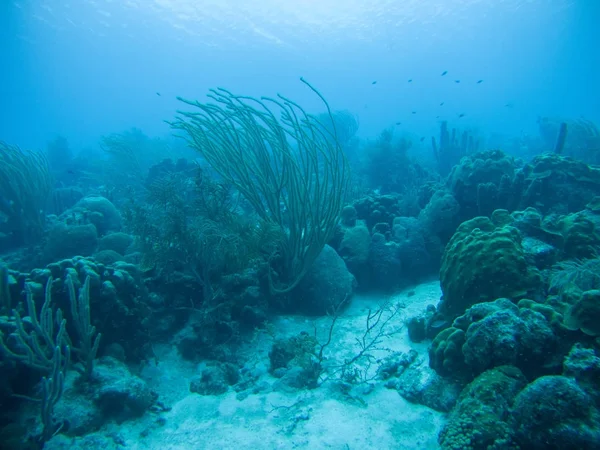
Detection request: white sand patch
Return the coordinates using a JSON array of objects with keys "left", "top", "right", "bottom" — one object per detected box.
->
[{"left": 103, "top": 281, "right": 445, "bottom": 450}]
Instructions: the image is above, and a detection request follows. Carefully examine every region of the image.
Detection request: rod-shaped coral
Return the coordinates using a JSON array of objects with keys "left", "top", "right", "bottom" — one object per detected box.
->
[
  {"left": 0, "top": 141, "right": 53, "bottom": 247},
  {"left": 169, "top": 78, "right": 351, "bottom": 293}
]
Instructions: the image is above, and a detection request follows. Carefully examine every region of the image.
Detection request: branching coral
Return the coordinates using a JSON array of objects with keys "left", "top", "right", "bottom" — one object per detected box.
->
[
  {"left": 126, "top": 167, "right": 280, "bottom": 303},
  {"left": 0, "top": 275, "right": 100, "bottom": 442},
  {"left": 169, "top": 78, "right": 351, "bottom": 294}
]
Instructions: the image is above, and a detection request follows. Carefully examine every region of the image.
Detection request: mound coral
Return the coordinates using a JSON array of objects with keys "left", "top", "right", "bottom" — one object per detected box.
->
[{"left": 439, "top": 216, "right": 541, "bottom": 316}]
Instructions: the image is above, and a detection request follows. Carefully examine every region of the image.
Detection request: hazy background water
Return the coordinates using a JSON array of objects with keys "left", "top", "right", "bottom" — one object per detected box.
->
[{"left": 1, "top": 0, "right": 598, "bottom": 152}]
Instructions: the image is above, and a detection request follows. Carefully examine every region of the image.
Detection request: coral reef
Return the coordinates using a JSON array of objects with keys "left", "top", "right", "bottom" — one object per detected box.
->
[
  {"left": 2, "top": 81, "right": 600, "bottom": 450},
  {"left": 439, "top": 216, "right": 541, "bottom": 316}
]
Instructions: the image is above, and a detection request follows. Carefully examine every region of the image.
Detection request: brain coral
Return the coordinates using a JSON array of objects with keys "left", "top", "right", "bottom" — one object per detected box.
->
[{"left": 440, "top": 216, "right": 541, "bottom": 316}]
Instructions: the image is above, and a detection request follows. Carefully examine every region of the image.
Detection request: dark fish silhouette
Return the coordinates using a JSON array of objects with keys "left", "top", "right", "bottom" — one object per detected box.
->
[
  {"left": 477, "top": 80, "right": 483, "bottom": 84},
  {"left": 372, "top": 81, "right": 377, "bottom": 85},
  {"left": 440, "top": 102, "right": 444, "bottom": 106},
  {"left": 395, "top": 122, "right": 402, "bottom": 125},
  {"left": 156, "top": 92, "right": 161, "bottom": 96},
  {"left": 420, "top": 137, "right": 425, "bottom": 142},
  {"left": 441, "top": 71, "right": 448, "bottom": 76},
  {"left": 411, "top": 111, "right": 417, "bottom": 114},
  {"left": 454, "top": 80, "right": 460, "bottom": 83},
  {"left": 408, "top": 79, "right": 412, "bottom": 83},
  {"left": 458, "top": 113, "right": 466, "bottom": 118},
  {"left": 430, "top": 319, "right": 448, "bottom": 329}
]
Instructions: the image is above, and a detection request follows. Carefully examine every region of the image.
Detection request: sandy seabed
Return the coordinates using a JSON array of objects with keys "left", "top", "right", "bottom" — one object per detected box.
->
[{"left": 54, "top": 281, "right": 446, "bottom": 450}]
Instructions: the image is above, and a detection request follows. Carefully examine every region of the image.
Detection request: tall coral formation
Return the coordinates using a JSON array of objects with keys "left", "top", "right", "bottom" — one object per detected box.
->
[
  {"left": 0, "top": 141, "right": 53, "bottom": 248},
  {"left": 169, "top": 79, "right": 351, "bottom": 294}
]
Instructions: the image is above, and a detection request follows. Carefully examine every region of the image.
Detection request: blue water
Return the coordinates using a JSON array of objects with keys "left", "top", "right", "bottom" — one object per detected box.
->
[
  {"left": 2, "top": 2, "right": 600, "bottom": 449},
  {"left": 2, "top": 0, "right": 598, "bottom": 151}
]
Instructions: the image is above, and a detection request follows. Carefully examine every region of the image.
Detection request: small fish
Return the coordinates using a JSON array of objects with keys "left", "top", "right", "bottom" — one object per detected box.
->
[
  {"left": 458, "top": 113, "right": 466, "bottom": 118},
  {"left": 440, "top": 102, "right": 444, "bottom": 106},
  {"left": 411, "top": 111, "right": 417, "bottom": 114},
  {"left": 395, "top": 122, "right": 402, "bottom": 125},
  {"left": 408, "top": 79, "right": 412, "bottom": 83},
  {"left": 420, "top": 137, "right": 425, "bottom": 142},
  {"left": 429, "top": 319, "right": 448, "bottom": 329},
  {"left": 505, "top": 102, "right": 514, "bottom": 108},
  {"left": 372, "top": 81, "right": 377, "bottom": 85},
  {"left": 156, "top": 92, "right": 161, "bottom": 96},
  {"left": 436, "top": 116, "right": 440, "bottom": 119},
  {"left": 441, "top": 71, "right": 448, "bottom": 76},
  {"left": 477, "top": 80, "right": 483, "bottom": 84},
  {"left": 454, "top": 80, "right": 460, "bottom": 83}
]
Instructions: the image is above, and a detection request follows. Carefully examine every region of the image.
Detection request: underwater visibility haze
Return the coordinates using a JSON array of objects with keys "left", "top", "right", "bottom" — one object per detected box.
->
[{"left": 1, "top": 0, "right": 600, "bottom": 449}]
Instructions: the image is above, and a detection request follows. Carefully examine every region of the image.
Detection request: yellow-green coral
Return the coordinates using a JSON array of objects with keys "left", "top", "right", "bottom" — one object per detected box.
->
[
  {"left": 169, "top": 79, "right": 351, "bottom": 294},
  {"left": 429, "top": 326, "right": 466, "bottom": 376},
  {"left": 558, "top": 211, "right": 600, "bottom": 259},
  {"left": 440, "top": 215, "right": 541, "bottom": 315},
  {"left": 439, "top": 366, "right": 526, "bottom": 450},
  {"left": 564, "top": 289, "right": 600, "bottom": 336}
]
